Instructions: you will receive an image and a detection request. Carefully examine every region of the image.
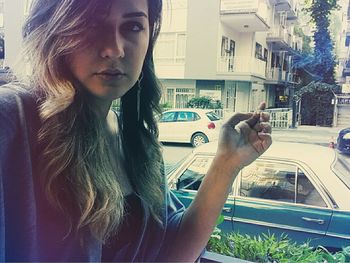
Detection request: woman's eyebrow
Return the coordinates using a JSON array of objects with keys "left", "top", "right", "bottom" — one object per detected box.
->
[{"left": 123, "top": 12, "right": 148, "bottom": 19}]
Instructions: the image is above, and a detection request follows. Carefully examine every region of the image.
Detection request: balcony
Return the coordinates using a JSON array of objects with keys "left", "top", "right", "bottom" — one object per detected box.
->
[
  {"left": 220, "top": 0, "right": 270, "bottom": 32},
  {"left": 265, "top": 67, "right": 288, "bottom": 83},
  {"left": 266, "top": 27, "right": 292, "bottom": 51},
  {"left": 286, "top": 72, "right": 300, "bottom": 84},
  {"left": 288, "top": 35, "right": 302, "bottom": 54},
  {"left": 217, "top": 55, "right": 266, "bottom": 77},
  {"left": 343, "top": 67, "right": 350, "bottom": 77},
  {"left": 271, "top": 0, "right": 298, "bottom": 20}
]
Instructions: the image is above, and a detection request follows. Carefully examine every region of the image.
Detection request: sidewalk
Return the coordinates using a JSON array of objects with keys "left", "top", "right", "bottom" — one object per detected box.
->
[{"left": 271, "top": 125, "right": 342, "bottom": 147}]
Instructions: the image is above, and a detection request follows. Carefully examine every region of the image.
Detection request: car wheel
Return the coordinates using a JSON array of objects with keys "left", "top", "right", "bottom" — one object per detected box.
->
[{"left": 191, "top": 133, "right": 208, "bottom": 147}]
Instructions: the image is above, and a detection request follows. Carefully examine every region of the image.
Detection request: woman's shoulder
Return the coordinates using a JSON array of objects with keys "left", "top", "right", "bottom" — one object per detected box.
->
[
  {"left": 0, "top": 82, "right": 39, "bottom": 107},
  {"left": 0, "top": 83, "right": 40, "bottom": 127}
]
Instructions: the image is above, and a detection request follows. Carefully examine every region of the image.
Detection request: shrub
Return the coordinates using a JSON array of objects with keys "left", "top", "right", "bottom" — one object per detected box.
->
[{"left": 207, "top": 228, "right": 350, "bottom": 263}]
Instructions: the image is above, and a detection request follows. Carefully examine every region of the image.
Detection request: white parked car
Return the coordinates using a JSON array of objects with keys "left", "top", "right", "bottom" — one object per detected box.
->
[{"left": 158, "top": 109, "right": 222, "bottom": 147}]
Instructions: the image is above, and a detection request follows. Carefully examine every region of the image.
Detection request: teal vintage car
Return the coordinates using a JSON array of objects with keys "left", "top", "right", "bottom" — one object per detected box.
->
[{"left": 167, "top": 141, "right": 350, "bottom": 251}]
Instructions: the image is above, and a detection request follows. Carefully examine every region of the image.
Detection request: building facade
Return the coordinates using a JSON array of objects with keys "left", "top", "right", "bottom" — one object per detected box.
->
[
  {"left": 335, "top": 0, "right": 350, "bottom": 127},
  {"left": 154, "top": 0, "right": 302, "bottom": 116}
]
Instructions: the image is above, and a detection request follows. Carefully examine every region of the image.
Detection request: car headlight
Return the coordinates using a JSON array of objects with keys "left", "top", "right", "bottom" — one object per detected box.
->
[{"left": 343, "top": 133, "right": 350, "bottom": 139}]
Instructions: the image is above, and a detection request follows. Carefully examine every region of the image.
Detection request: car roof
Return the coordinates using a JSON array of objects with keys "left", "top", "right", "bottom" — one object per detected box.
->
[
  {"left": 191, "top": 141, "right": 350, "bottom": 210},
  {"left": 163, "top": 108, "right": 216, "bottom": 114},
  {"left": 340, "top": 127, "right": 350, "bottom": 133}
]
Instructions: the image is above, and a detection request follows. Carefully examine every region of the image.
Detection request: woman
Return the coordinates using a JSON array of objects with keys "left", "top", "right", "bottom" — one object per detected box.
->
[{"left": 0, "top": 0, "right": 271, "bottom": 261}]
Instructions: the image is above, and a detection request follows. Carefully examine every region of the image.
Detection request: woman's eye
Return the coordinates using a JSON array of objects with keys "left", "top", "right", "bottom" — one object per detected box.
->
[{"left": 122, "top": 22, "right": 145, "bottom": 33}]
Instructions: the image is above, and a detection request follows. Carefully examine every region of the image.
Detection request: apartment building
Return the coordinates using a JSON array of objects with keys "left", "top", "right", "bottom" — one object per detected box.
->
[
  {"left": 334, "top": 0, "right": 350, "bottom": 127},
  {"left": 154, "top": 0, "right": 302, "bottom": 115}
]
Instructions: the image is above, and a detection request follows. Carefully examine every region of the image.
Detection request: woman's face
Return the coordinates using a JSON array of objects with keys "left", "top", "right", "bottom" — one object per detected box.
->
[{"left": 68, "top": 0, "right": 150, "bottom": 101}]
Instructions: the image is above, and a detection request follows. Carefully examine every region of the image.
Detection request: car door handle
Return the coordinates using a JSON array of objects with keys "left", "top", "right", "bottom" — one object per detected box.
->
[
  {"left": 222, "top": 207, "right": 232, "bottom": 213},
  {"left": 302, "top": 217, "right": 325, "bottom": 225}
]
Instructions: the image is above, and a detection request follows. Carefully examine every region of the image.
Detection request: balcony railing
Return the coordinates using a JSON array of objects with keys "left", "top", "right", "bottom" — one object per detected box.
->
[
  {"left": 274, "top": 0, "right": 297, "bottom": 14},
  {"left": 265, "top": 108, "right": 293, "bottom": 129},
  {"left": 220, "top": 0, "right": 270, "bottom": 26},
  {"left": 217, "top": 55, "right": 266, "bottom": 77},
  {"left": 267, "top": 27, "right": 291, "bottom": 45},
  {"left": 266, "top": 67, "right": 281, "bottom": 81}
]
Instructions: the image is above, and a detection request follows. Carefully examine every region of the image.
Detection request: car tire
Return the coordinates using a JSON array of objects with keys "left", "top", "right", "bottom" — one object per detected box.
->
[{"left": 191, "top": 133, "right": 208, "bottom": 147}]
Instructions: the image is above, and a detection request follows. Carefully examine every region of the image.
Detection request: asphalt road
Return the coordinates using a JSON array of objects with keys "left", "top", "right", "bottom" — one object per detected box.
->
[{"left": 161, "top": 125, "right": 350, "bottom": 167}]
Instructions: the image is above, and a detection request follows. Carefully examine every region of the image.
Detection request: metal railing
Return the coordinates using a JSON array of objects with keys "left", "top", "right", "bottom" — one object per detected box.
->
[
  {"left": 265, "top": 108, "right": 293, "bottom": 129},
  {"left": 217, "top": 55, "right": 266, "bottom": 76}
]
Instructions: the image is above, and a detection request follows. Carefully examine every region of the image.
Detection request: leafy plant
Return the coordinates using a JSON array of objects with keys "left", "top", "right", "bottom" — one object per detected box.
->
[
  {"left": 207, "top": 230, "right": 350, "bottom": 263},
  {"left": 187, "top": 96, "right": 222, "bottom": 109}
]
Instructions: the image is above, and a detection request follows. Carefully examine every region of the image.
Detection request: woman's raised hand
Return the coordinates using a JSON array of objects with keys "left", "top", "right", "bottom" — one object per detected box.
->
[{"left": 216, "top": 102, "right": 272, "bottom": 170}]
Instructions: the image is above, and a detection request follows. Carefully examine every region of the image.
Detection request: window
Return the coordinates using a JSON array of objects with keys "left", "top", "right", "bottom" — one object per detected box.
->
[
  {"left": 346, "top": 35, "right": 350, "bottom": 47},
  {"left": 264, "top": 48, "right": 268, "bottom": 61},
  {"left": 240, "top": 162, "right": 296, "bottom": 203},
  {"left": 221, "top": 37, "right": 229, "bottom": 56},
  {"left": 255, "top": 42, "right": 263, "bottom": 60},
  {"left": 174, "top": 88, "right": 195, "bottom": 108},
  {"left": 239, "top": 161, "right": 327, "bottom": 207},
  {"left": 176, "top": 111, "right": 197, "bottom": 122},
  {"left": 160, "top": 112, "right": 176, "bottom": 122},
  {"left": 296, "top": 170, "right": 326, "bottom": 207},
  {"left": 206, "top": 111, "right": 221, "bottom": 121},
  {"left": 333, "top": 156, "right": 350, "bottom": 190},
  {"left": 177, "top": 157, "right": 213, "bottom": 191},
  {"left": 271, "top": 53, "right": 281, "bottom": 68},
  {"left": 154, "top": 32, "right": 186, "bottom": 64}
]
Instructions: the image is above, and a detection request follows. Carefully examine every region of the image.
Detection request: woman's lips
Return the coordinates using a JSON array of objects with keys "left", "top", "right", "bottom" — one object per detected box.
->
[{"left": 95, "top": 69, "right": 126, "bottom": 80}]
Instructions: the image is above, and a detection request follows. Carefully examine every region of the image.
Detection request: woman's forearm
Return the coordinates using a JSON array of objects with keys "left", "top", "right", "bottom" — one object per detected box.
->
[{"left": 167, "top": 154, "right": 241, "bottom": 262}]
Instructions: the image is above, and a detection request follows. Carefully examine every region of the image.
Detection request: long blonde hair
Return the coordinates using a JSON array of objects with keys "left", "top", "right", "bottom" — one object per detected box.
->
[{"left": 22, "top": 0, "right": 163, "bottom": 242}]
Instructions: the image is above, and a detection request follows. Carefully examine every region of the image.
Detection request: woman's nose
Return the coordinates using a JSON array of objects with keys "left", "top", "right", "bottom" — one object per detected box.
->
[{"left": 99, "top": 32, "right": 125, "bottom": 59}]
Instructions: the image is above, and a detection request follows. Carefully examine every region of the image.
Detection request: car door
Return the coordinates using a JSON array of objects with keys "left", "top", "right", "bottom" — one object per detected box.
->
[
  {"left": 169, "top": 154, "right": 235, "bottom": 232},
  {"left": 172, "top": 111, "right": 198, "bottom": 143},
  {"left": 158, "top": 111, "right": 178, "bottom": 142},
  {"left": 232, "top": 160, "right": 333, "bottom": 246}
]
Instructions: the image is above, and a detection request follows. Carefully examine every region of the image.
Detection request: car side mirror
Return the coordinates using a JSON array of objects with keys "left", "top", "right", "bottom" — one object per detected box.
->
[{"left": 176, "top": 178, "right": 181, "bottom": 191}]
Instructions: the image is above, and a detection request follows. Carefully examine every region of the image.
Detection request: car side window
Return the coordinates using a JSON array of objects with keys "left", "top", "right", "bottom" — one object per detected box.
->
[
  {"left": 206, "top": 111, "right": 221, "bottom": 121},
  {"left": 176, "top": 156, "right": 213, "bottom": 191},
  {"left": 296, "top": 169, "right": 326, "bottom": 207},
  {"left": 176, "top": 111, "right": 196, "bottom": 122},
  {"left": 160, "top": 112, "right": 177, "bottom": 122},
  {"left": 239, "top": 162, "right": 296, "bottom": 203},
  {"left": 194, "top": 113, "right": 200, "bottom": 121}
]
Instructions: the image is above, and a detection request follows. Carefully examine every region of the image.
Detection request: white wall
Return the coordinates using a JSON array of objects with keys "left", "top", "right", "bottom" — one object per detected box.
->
[
  {"left": 4, "top": 0, "right": 25, "bottom": 68},
  {"left": 162, "top": 0, "right": 187, "bottom": 32},
  {"left": 184, "top": 0, "right": 220, "bottom": 79},
  {"left": 154, "top": 0, "right": 188, "bottom": 79},
  {"left": 235, "top": 82, "right": 251, "bottom": 112}
]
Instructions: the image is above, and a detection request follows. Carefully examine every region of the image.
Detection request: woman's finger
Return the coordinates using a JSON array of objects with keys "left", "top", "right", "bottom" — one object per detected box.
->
[
  {"left": 224, "top": 112, "right": 253, "bottom": 128},
  {"left": 245, "top": 112, "right": 260, "bottom": 129},
  {"left": 258, "top": 102, "right": 266, "bottom": 111},
  {"left": 260, "top": 112, "right": 270, "bottom": 122},
  {"left": 254, "top": 122, "right": 272, "bottom": 134}
]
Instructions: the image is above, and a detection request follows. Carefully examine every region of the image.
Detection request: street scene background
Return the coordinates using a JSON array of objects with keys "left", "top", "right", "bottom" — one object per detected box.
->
[{"left": 163, "top": 126, "right": 350, "bottom": 167}]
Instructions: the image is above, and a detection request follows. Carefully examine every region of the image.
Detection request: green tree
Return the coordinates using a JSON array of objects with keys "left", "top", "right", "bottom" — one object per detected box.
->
[
  {"left": 294, "top": 81, "right": 340, "bottom": 126},
  {"left": 291, "top": 0, "right": 340, "bottom": 126},
  {"left": 187, "top": 96, "right": 222, "bottom": 109},
  {"left": 304, "top": 0, "right": 340, "bottom": 84}
]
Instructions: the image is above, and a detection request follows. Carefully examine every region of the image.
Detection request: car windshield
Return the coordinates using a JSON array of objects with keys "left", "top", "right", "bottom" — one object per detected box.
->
[
  {"left": 206, "top": 111, "right": 221, "bottom": 121},
  {"left": 333, "top": 154, "right": 350, "bottom": 190}
]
